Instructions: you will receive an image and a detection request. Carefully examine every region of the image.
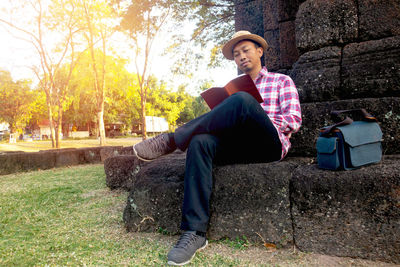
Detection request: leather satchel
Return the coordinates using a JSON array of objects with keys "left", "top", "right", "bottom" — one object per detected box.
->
[{"left": 316, "top": 109, "right": 383, "bottom": 170}]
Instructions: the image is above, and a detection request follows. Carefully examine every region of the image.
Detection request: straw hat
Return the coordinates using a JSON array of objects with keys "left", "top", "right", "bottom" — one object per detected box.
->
[{"left": 222, "top": 30, "right": 268, "bottom": 60}]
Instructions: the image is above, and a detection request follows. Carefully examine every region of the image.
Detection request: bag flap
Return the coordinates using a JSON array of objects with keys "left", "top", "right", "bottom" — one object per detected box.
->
[
  {"left": 337, "top": 121, "right": 382, "bottom": 147},
  {"left": 316, "top": 137, "right": 337, "bottom": 153}
]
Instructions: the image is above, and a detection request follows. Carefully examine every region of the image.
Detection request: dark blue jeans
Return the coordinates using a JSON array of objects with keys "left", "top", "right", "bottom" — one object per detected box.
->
[{"left": 174, "top": 92, "right": 282, "bottom": 232}]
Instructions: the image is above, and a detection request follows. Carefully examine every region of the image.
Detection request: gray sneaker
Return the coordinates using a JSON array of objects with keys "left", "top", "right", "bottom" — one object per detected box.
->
[
  {"left": 133, "top": 133, "right": 176, "bottom": 161},
  {"left": 167, "top": 231, "right": 208, "bottom": 266}
]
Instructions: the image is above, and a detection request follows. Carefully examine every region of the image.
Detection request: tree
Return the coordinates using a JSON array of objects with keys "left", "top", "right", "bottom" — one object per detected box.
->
[
  {"left": 161, "top": 0, "right": 236, "bottom": 78},
  {"left": 118, "top": 0, "right": 172, "bottom": 139},
  {"left": 146, "top": 78, "right": 189, "bottom": 128},
  {"left": 79, "top": 0, "right": 119, "bottom": 145},
  {"left": 0, "top": 0, "right": 84, "bottom": 148},
  {"left": 64, "top": 50, "right": 134, "bottom": 136},
  {"left": 0, "top": 70, "right": 35, "bottom": 137}
]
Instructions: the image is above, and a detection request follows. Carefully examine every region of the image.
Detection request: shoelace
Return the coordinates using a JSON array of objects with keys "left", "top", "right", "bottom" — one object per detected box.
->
[
  {"left": 148, "top": 134, "right": 170, "bottom": 151},
  {"left": 174, "top": 232, "right": 198, "bottom": 249}
]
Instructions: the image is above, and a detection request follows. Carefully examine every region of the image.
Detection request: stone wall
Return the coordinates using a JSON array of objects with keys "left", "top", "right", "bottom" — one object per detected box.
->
[
  {"left": 234, "top": 0, "right": 400, "bottom": 156},
  {"left": 0, "top": 146, "right": 133, "bottom": 175}
]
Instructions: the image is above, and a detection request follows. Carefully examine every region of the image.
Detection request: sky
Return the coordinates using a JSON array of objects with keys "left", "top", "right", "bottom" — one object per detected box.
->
[{"left": 0, "top": 2, "right": 237, "bottom": 96}]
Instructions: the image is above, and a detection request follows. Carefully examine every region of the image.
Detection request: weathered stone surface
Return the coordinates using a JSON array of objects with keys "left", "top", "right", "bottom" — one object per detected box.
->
[
  {"left": 291, "top": 156, "right": 400, "bottom": 263},
  {"left": 295, "top": 0, "right": 358, "bottom": 53},
  {"left": 264, "top": 29, "right": 281, "bottom": 71},
  {"left": 290, "top": 46, "right": 341, "bottom": 103},
  {"left": 278, "top": 0, "right": 301, "bottom": 21},
  {"left": 263, "top": 0, "right": 278, "bottom": 31},
  {"left": 100, "top": 146, "right": 123, "bottom": 162},
  {"left": 104, "top": 155, "right": 143, "bottom": 190},
  {"left": 358, "top": 0, "right": 400, "bottom": 41},
  {"left": 0, "top": 146, "right": 131, "bottom": 175},
  {"left": 122, "top": 153, "right": 312, "bottom": 246},
  {"left": 234, "top": 0, "right": 264, "bottom": 37},
  {"left": 279, "top": 21, "right": 299, "bottom": 69},
  {"left": 289, "top": 97, "right": 400, "bottom": 156},
  {"left": 80, "top": 147, "right": 102, "bottom": 163},
  {"left": 208, "top": 160, "right": 303, "bottom": 245},
  {"left": 341, "top": 36, "right": 400, "bottom": 99},
  {"left": 123, "top": 152, "right": 187, "bottom": 233},
  {"left": 55, "top": 149, "right": 81, "bottom": 167},
  {"left": 0, "top": 151, "right": 56, "bottom": 175},
  {"left": 119, "top": 152, "right": 400, "bottom": 263}
]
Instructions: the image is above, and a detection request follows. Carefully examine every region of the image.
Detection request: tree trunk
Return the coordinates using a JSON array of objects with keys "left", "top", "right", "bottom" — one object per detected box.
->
[
  {"left": 56, "top": 103, "right": 62, "bottom": 148},
  {"left": 141, "top": 97, "right": 147, "bottom": 140},
  {"left": 8, "top": 121, "right": 16, "bottom": 143},
  {"left": 98, "top": 108, "right": 106, "bottom": 146},
  {"left": 47, "top": 101, "right": 56, "bottom": 148}
]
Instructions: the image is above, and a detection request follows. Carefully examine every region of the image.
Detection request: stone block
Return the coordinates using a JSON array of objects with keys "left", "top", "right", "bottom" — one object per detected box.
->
[
  {"left": 341, "top": 36, "right": 400, "bottom": 99},
  {"left": 207, "top": 160, "right": 301, "bottom": 246},
  {"left": 122, "top": 153, "right": 311, "bottom": 246},
  {"left": 104, "top": 155, "right": 143, "bottom": 190},
  {"left": 291, "top": 157, "right": 400, "bottom": 264},
  {"left": 358, "top": 0, "right": 400, "bottom": 41},
  {"left": 79, "top": 147, "right": 102, "bottom": 164},
  {"left": 264, "top": 29, "right": 281, "bottom": 71},
  {"left": 295, "top": 0, "right": 358, "bottom": 53},
  {"left": 279, "top": 21, "right": 299, "bottom": 69},
  {"left": 234, "top": 0, "right": 264, "bottom": 37},
  {"left": 0, "top": 151, "right": 56, "bottom": 175},
  {"left": 123, "top": 152, "right": 187, "bottom": 233},
  {"left": 290, "top": 46, "right": 341, "bottom": 103},
  {"left": 289, "top": 97, "right": 400, "bottom": 156},
  {"left": 263, "top": 0, "right": 278, "bottom": 31},
  {"left": 55, "top": 149, "right": 81, "bottom": 167},
  {"left": 100, "top": 146, "right": 124, "bottom": 162},
  {"left": 278, "top": 0, "right": 301, "bottom": 21}
]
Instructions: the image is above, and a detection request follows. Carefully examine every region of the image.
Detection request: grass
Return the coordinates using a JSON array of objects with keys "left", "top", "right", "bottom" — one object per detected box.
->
[
  {"left": 0, "top": 164, "right": 246, "bottom": 266},
  {"left": 0, "top": 165, "right": 394, "bottom": 266},
  {"left": 0, "top": 137, "right": 141, "bottom": 152}
]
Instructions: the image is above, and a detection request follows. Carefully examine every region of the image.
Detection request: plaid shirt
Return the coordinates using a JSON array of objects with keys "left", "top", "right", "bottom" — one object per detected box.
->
[{"left": 254, "top": 67, "right": 302, "bottom": 158}]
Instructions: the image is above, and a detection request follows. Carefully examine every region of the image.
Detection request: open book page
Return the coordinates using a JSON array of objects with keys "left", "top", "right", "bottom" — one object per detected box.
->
[{"left": 200, "top": 74, "right": 263, "bottom": 109}]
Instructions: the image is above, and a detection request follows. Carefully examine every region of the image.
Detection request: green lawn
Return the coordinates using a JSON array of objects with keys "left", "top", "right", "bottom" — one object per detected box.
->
[
  {"left": 0, "top": 164, "right": 246, "bottom": 266},
  {"left": 0, "top": 165, "right": 391, "bottom": 266},
  {"left": 0, "top": 137, "right": 141, "bottom": 152}
]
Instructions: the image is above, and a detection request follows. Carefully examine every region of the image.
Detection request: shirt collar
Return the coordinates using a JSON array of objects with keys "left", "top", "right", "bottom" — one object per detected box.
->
[{"left": 254, "top": 66, "right": 269, "bottom": 82}]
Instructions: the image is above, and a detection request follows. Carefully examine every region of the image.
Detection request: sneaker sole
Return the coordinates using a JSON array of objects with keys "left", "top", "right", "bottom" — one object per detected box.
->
[
  {"left": 167, "top": 240, "right": 208, "bottom": 266},
  {"left": 132, "top": 145, "right": 155, "bottom": 162}
]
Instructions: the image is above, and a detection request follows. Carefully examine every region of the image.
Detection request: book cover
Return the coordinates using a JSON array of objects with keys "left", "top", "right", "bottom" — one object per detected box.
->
[{"left": 200, "top": 74, "right": 263, "bottom": 110}]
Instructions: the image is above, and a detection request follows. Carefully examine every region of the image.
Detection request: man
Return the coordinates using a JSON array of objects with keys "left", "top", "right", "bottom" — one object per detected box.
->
[{"left": 133, "top": 31, "right": 302, "bottom": 265}]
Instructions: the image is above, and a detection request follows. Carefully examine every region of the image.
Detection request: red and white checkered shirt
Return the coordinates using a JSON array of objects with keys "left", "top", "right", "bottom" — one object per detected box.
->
[{"left": 254, "top": 67, "right": 302, "bottom": 158}]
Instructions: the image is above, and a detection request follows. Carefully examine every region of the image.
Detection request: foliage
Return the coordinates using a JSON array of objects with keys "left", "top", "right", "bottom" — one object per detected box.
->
[
  {"left": 176, "top": 79, "right": 212, "bottom": 124},
  {"left": 164, "top": 0, "right": 236, "bottom": 77},
  {"left": 0, "top": 0, "right": 239, "bottom": 138},
  {"left": 0, "top": 70, "right": 36, "bottom": 133},
  {"left": 146, "top": 80, "right": 188, "bottom": 128}
]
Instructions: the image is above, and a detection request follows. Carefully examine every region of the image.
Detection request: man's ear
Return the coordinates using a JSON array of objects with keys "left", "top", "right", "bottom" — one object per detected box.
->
[{"left": 256, "top": 46, "right": 264, "bottom": 58}]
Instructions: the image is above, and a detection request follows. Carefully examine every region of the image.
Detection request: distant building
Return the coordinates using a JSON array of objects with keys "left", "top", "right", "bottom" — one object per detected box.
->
[
  {"left": 0, "top": 122, "right": 9, "bottom": 132},
  {"left": 132, "top": 116, "right": 169, "bottom": 134},
  {"left": 0, "top": 122, "right": 9, "bottom": 141}
]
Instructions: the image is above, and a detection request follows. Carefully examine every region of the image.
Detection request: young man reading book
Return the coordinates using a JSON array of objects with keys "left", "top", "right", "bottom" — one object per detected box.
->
[{"left": 133, "top": 31, "right": 302, "bottom": 266}]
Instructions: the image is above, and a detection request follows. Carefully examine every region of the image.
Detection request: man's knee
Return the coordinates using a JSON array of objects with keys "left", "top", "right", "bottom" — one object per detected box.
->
[
  {"left": 188, "top": 134, "right": 218, "bottom": 154},
  {"left": 229, "top": 91, "right": 258, "bottom": 107}
]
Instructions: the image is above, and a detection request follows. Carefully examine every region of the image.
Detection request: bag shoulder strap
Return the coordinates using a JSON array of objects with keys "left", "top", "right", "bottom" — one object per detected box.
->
[{"left": 320, "top": 108, "right": 377, "bottom": 136}]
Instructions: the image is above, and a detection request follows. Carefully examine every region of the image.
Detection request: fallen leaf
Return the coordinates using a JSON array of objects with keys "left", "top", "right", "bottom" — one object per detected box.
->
[{"left": 264, "top": 243, "right": 277, "bottom": 252}]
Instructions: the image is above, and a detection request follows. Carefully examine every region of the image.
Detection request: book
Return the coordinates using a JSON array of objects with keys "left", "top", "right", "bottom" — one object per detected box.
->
[{"left": 200, "top": 74, "right": 263, "bottom": 110}]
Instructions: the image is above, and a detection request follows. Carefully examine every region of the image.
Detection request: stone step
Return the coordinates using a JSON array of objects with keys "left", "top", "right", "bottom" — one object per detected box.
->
[{"left": 105, "top": 154, "right": 400, "bottom": 264}]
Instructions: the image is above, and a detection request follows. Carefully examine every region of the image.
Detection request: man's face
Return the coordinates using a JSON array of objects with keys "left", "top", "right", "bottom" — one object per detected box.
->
[{"left": 233, "top": 40, "right": 263, "bottom": 74}]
